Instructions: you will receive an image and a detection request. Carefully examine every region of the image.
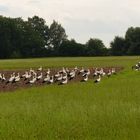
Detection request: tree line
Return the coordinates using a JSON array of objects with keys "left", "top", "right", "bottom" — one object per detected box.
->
[
  {"left": 111, "top": 27, "right": 140, "bottom": 56},
  {"left": 0, "top": 15, "right": 140, "bottom": 58}
]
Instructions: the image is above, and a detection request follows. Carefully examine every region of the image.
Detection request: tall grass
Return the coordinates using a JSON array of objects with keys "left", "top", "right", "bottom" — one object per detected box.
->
[{"left": 0, "top": 56, "right": 140, "bottom": 139}]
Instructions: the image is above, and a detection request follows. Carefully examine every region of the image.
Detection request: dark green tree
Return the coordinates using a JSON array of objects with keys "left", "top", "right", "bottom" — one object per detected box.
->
[
  {"left": 125, "top": 27, "right": 140, "bottom": 55},
  {"left": 0, "top": 16, "right": 23, "bottom": 58},
  {"left": 19, "top": 21, "right": 46, "bottom": 57},
  {"left": 110, "top": 36, "right": 127, "bottom": 56},
  {"left": 48, "top": 20, "right": 67, "bottom": 55},
  {"left": 28, "top": 16, "right": 49, "bottom": 46},
  {"left": 59, "top": 39, "right": 86, "bottom": 56},
  {"left": 86, "top": 38, "right": 107, "bottom": 56}
]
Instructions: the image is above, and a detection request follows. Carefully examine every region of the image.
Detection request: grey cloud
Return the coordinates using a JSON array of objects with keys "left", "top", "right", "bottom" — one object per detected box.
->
[
  {"left": 0, "top": 5, "right": 9, "bottom": 12},
  {"left": 28, "top": 0, "right": 40, "bottom": 4},
  {"left": 63, "top": 18, "right": 127, "bottom": 44}
]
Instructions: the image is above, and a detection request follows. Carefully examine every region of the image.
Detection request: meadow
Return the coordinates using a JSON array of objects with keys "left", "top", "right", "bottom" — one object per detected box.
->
[{"left": 0, "top": 56, "right": 140, "bottom": 140}]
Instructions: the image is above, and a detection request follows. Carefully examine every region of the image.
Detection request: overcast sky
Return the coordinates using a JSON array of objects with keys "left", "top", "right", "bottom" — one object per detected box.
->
[{"left": 0, "top": 0, "right": 140, "bottom": 46}]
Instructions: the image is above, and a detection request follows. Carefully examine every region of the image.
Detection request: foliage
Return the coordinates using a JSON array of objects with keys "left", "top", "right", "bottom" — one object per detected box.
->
[
  {"left": 125, "top": 27, "right": 140, "bottom": 55},
  {"left": 110, "top": 27, "right": 140, "bottom": 56},
  {"left": 0, "top": 15, "right": 140, "bottom": 58},
  {"left": 110, "top": 36, "right": 127, "bottom": 56},
  {"left": 48, "top": 20, "right": 67, "bottom": 55},
  {"left": 58, "top": 39, "right": 86, "bottom": 56},
  {"left": 86, "top": 38, "right": 108, "bottom": 56},
  {"left": 0, "top": 15, "right": 108, "bottom": 58}
]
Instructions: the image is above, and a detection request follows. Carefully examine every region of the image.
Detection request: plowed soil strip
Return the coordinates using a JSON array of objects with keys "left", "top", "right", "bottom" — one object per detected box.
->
[{"left": 0, "top": 67, "right": 123, "bottom": 92}]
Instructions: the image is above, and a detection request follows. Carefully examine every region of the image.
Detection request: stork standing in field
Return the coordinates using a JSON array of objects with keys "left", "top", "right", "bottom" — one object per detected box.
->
[
  {"left": 37, "top": 73, "right": 43, "bottom": 80},
  {"left": 0, "top": 73, "right": 2, "bottom": 80},
  {"left": 37, "top": 66, "right": 42, "bottom": 71},
  {"left": 94, "top": 75, "right": 101, "bottom": 83},
  {"left": 59, "top": 67, "right": 66, "bottom": 74},
  {"left": 82, "top": 69, "right": 90, "bottom": 77},
  {"left": 7, "top": 73, "right": 15, "bottom": 83},
  {"left": 65, "top": 67, "right": 70, "bottom": 73},
  {"left": 30, "top": 68, "right": 35, "bottom": 73},
  {"left": 54, "top": 72, "right": 60, "bottom": 78},
  {"left": 107, "top": 70, "right": 112, "bottom": 77},
  {"left": 78, "top": 67, "right": 84, "bottom": 75},
  {"left": 62, "top": 67, "right": 66, "bottom": 74},
  {"left": 29, "top": 76, "right": 37, "bottom": 84},
  {"left": 111, "top": 68, "right": 116, "bottom": 74},
  {"left": 43, "top": 74, "right": 50, "bottom": 83},
  {"left": 2, "top": 74, "right": 6, "bottom": 82},
  {"left": 62, "top": 73, "right": 67, "bottom": 80},
  {"left": 21, "top": 71, "right": 28, "bottom": 78},
  {"left": 48, "top": 76, "right": 54, "bottom": 84},
  {"left": 56, "top": 74, "right": 63, "bottom": 81},
  {"left": 69, "top": 70, "right": 76, "bottom": 80},
  {"left": 60, "top": 77, "right": 68, "bottom": 85},
  {"left": 93, "top": 68, "right": 98, "bottom": 77},
  {"left": 99, "top": 68, "right": 105, "bottom": 76},
  {"left": 74, "top": 66, "right": 78, "bottom": 72},
  {"left": 46, "top": 68, "right": 50, "bottom": 75},
  {"left": 132, "top": 62, "right": 140, "bottom": 70},
  {"left": 14, "top": 73, "right": 20, "bottom": 82},
  {"left": 25, "top": 72, "right": 32, "bottom": 80},
  {"left": 81, "top": 75, "right": 88, "bottom": 82}
]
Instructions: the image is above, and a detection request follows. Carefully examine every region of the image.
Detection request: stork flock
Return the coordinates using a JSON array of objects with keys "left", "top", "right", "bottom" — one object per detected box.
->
[{"left": 0, "top": 66, "right": 117, "bottom": 89}]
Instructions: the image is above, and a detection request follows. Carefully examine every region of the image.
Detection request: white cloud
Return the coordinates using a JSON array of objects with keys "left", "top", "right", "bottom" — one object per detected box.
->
[{"left": 0, "top": 0, "right": 140, "bottom": 46}]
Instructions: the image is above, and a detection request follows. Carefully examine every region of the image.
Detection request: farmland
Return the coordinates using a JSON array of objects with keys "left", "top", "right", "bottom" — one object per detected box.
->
[{"left": 0, "top": 56, "right": 140, "bottom": 140}]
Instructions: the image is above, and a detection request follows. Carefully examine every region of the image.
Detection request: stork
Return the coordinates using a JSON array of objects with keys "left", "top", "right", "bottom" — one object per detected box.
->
[
  {"left": 62, "top": 73, "right": 67, "bottom": 80},
  {"left": 107, "top": 70, "right": 112, "bottom": 77},
  {"left": 29, "top": 76, "right": 37, "bottom": 84},
  {"left": 81, "top": 75, "right": 88, "bottom": 82},
  {"left": 94, "top": 75, "right": 101, "bottom": 83},
  {"left": 7, "top": 73, "right": 15, "bottom": 83},
  {"left": 48, "top": 76, "right": 54, "bottom": 84},
  {"left": 56, "top": 74, "right": 63, "bottom": 81},
  {"left": 37, "top": 66, "right": 42, "bottom": 71},
  {"left": 25, "top": 72, "right": 32, "bottom": 80},
  {"left": 111, "top": 68, "right": 116, "bottom": 74},
  {"left": 46, "top": 68, "right": 50, "bottom": 75},
  {"left": 54, "top": 72, "right": 60, "bottom": 78},
  {"left": 78, "top": 67, "right": 84, "bottom": 74},
  {"left": 0, "top": 73, "right": 2, "bottom": 80},
  {"left": 37, "top": 73, "right": 43, "bottom": 80},
  {"left": 100, "top": 68, "right": 106, "bottom": 76},
  {"left": 2, "top": 74, "right": 6, "bottom": 82},
  {"left": 43, "top": 74, "right": 50, "bottom": 83},
  {"left": 69, "top": 71, "right": 76, "bottom": 80},
  {"left": 14, "top": 73, "right": 20, "bottom": 82},
  {"left": 60, "top": 77, "right": 68, "bottom": 85},
  {"left": 93, "top": 68, "right": 98, "bottom": 77},
  {"left": 82, "top": 69, "right": 90, "bottom": 77}
]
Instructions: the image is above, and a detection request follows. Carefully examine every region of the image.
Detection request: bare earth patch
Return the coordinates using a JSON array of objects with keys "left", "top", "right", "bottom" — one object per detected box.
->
[{"left": 0, "top": 67, "right": 123, "bottom": 92}]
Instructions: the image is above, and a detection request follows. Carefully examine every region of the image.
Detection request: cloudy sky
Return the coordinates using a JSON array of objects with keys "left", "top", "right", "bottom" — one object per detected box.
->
[{"left": 0, "top": 0, "right": 140, "bottom": 46}]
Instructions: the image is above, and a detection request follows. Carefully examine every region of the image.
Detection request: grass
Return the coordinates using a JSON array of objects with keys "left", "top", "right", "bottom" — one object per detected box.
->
[
  {"left": 0, "top": 56, "right": 140, "bottom": 140},
  {"left": 0, "top": 56, "right": 139, "bottom": 69}
]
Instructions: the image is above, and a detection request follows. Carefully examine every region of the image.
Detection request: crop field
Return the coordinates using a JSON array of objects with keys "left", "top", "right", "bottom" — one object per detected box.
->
[{"left": 0, "top": 56, "right": 140, "bottom": 140}]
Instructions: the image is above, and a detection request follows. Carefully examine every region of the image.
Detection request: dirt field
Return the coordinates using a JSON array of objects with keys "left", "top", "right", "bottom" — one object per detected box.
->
[{"left": 0, "top": 67, "right": 123, "bottom": 92}]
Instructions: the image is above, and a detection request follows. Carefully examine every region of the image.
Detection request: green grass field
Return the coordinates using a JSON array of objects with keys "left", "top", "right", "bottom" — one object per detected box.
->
[{"left": 0, "top": 56, "right": 140, "bottom": 140}]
